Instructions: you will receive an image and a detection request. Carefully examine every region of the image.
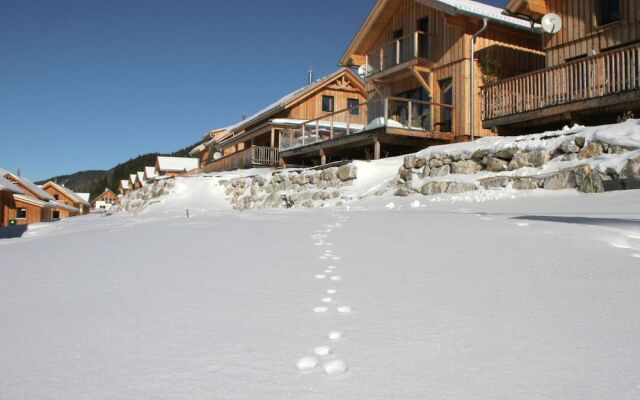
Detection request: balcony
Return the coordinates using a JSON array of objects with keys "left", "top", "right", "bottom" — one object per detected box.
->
[
  {"left": 278, "top": 97, "right": 454, "bottom": 153},
  {"left": 203, "top": 146, "right": 279, "bottom": 173},
  {"left": 482, "top": 43, "right": 640, "bottom": 125},
  {"left": 364, "top": 31, "right": 433, "bottom": 77}
]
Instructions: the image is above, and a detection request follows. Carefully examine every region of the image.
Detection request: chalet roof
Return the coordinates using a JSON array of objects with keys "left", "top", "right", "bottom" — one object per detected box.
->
[
  {"left": 0, "top": 174, "right": 25, "bottom": 195},
  {"left": 341, "top": 0, "right": 539, "bottom": 66},
  {"left": 129, "top": 174, "right": 137, "bottom": 184},
  {"left": 41, "top": 181, "right": 91, "bottom": 206},
  {"left": 50, "top": 200, "right": 80, "bottom": 213},
  {"left": 13, "top": 194, "right": 53, "bottom": 208},
  {"left": 0, "top": 169, "right": 55, "bottom": 201},
  {"left": 136, "top": 171, "right": 146, "bottom": 184},
  {"left": 144, "top": 166, "right": 157, "bottom": 180},
  {"left": 156, "top": 156, "right": 199, "bottom": 172},
  {"left": 77, "top": 193, "right": 91, "bottom": 203},
  {"left": 222, "top": 68, "right": 365, "bottom": 137},
  {"left": 119, "top": 180, "right": 130, "bottom": 190},
  {"left": 92, "top": 188, "right": 118, "bottom": 203}
]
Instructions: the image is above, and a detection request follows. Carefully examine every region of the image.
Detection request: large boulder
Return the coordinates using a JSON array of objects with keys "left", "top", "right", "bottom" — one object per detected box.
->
[
  {"left": 621, "top": 156, "right": 640, "bottom": 179},
  {"left": 321, "top": 167, "right": 339, "bottom": 181},
  {"left": 479, "top": 176, "right": 512, "bottom": 188},
  {"left": 451, "top": 160, "right": 482, "bottom": 175},
  {"left": 528, "top": 150, "right": 551, "bottom": 167},
  {"left": 430, "top": 165, "right": 451, "bottom": 177},
  {"left": 394, "top": 187, "right": 415, "bottom": 197},
  {"left": 398, "top": 166, "right": 413, "bottom": 182},
  {"left": 543, "top": 170, "right": 577, "bottom": 190},
  {"left": 414, "top": 157, "right": 427, "bottom": 169},
  {"left": 513, "top": 177, "right": 541, "bottom": 190},
  {"left": 446, "top": 182, "right": 477, "bottom": 194},
  {"left": 574, "top": 165, "right": 604, "bottom": 193},
  {"left": 579, "top": 142, "right": 603, "bottom": 159},
  {"left": 403, "top": 155, "right": 416, "bottom": 169},
  {"left": 495, "top": 147, "right": 519, "bottom": 161},
  {"left": 429, "top": 158, "right": 444, "bottom": 168},
  {"left": 559, "top": 139, "right": 580, "bottom": 154},
  {"left": 419, "top": 181, "right": 449, "bottom": 195},
  {"left": 487, "top": 157, "right": 508, "bottom": 172},
  {"left": 508, "top": 150, "right": 550, "bottom": 170},
  {"left": 338, "top": 164, "right": 358, "bottom": 181}
]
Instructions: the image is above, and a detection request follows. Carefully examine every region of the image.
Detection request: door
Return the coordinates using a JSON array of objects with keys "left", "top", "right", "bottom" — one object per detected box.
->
[
  {"left": 417, "top": 17, "right": 429, "bottom": 58},
  {"left": 438, "top": 78, "right": 453, "bottom": 133}
]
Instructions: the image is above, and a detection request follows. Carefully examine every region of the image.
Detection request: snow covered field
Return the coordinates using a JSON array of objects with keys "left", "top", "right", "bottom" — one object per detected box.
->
[{"left": 1, "top": 176, "right": 640, "bottom": 399}]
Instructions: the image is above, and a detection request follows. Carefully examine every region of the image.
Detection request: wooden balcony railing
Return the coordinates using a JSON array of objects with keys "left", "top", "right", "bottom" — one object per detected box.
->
[
  {"left": 364, "top": 31, "right": 432, "bottom": 76},
  {"left": 203, "top": 146, "right": 279, "bottom": 173},
  {"left": 482, "top": 43, "right": 640, "bottom": 121}
]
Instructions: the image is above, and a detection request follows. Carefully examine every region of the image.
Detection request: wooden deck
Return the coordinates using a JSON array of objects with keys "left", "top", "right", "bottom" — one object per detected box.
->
[
  {"left": 203, "top": 146, "right": 279, "bottom": 173},
  {"left": 482, "top": 43, "right": 640, "bottom": 127}
]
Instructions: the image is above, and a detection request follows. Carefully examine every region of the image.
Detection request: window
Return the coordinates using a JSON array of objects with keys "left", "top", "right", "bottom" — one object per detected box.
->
[
  {"left": 52, "top": 210, "right": 60, "bottom": 220},
  {"left": 439, "top": 78, "right": 453, "bottom": 133},
  {"left": 16, "top": 207, "right": 27, "bottom": 219},
  {"left": 53, "top": 194, "right": 59, "bottom": 200},
  {"left": 322, "top": 95, "right": 334, "bottom": 112},
  {"left": 347, "top": 98, "right": 360, "bottom": 115},
  {"left": 393, "top": 87, "right": 431, "bottom": 130},
  {"left": 599, "top": 0, "right": 620, "bottom": 25},
  {"left": 417, "top": 17, "right": 430, "bottom": 58}
]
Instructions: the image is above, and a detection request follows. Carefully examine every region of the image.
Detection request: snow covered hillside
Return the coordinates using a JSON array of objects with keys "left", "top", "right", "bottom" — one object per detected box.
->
[{"left": 1, "top": 169, "right": 639, "bottom": 399}]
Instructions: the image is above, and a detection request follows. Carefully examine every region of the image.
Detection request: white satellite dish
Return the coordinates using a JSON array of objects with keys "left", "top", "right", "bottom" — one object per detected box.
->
[
  {"left": 358, "top": 64, "right": 373, "bottom": 78},
  {"left": 213, "top": 152, "right": 222, "bottom": 160},
  {"left": 541, "top": 13, "right": 562, "bottom": 34}
]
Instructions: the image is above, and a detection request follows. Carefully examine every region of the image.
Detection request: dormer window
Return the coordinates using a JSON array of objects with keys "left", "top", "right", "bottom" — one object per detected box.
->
[{"left": 599, "top": 0, "right": 620, "bottom": 26}]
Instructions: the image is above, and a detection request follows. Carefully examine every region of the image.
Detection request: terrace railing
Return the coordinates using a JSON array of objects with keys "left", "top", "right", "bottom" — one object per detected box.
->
[
  {"left": 482, "top": 42, "right": 640, "bottom": 120},
  {"left": 203, "top": 146, "right": 279, "bottom": 172},
  {"left": 364, "top": 31, "right": 432, "bottom": 76},
  {"left": 279, "top": 97, "right": 454, "bottom": 152}
]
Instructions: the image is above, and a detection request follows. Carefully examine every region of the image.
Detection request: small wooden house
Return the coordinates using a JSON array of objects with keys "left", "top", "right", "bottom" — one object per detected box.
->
[
  {"left": 1, "top": 169, "right": 55, "bottom": 226},
  {"left": 129, "top": 174, "right": 140, "bottom": 190},
  {"left": 136, "top": 171, "right": 146, "bottom": 188},
  {"left": 143, "top": 166, "right": 158, "bottom": 182},
  {"left": 41, "top": 181, "right": 91, "bottom": 215},
  {"left": 209, "top": 68, "right": 367, "bottom": 171},
  {"left": 119, "top": 180, "right": 131, "bottom": 196},
  {"left": 155, "top": 156, "right": 199, "bottom": 177},
  {"left": 92, "top": 188, "right": 119, "bottom": 206},
  {"left": 279, "top": 0, "right": 544, "bottom": 166},
  {"left": 483, "top": 0, "right": 640, "bottom": 132},
  {"left": 189, "top": 127, "right": 231, "bottom": 169}
]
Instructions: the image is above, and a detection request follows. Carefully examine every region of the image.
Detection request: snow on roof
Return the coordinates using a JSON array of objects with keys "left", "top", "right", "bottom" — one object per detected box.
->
[
  {"left": 0, "top": 174, "right": 25, "bottom": 195},
  {"left": 120, "top": 180, "right": 130, "bottom": 189},
  {"left": 49, "top": 200, "right": 80, "bottom": 213},
  {"left": 13, "top": 194, "right": 52, "bottom": 208},
  {"left": 144, "top": 166, "right": 157, "bottom": 179},
  {"left": 0, "top": 169, "right": 55, "bottom": 201},
  {"left": 156, "top": 156, "right": 199, "bottom": 172},
  {"left": 129, "top": 174, "right": 137, "bottom": 183},
  {"left": 417, "top": 0, "right": 538, "bottom": 30},
  {"left": 77, "top": 193, "right": 91, "bottom": 203}
]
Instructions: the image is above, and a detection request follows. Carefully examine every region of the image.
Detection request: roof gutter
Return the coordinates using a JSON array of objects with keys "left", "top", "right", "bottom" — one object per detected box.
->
[{"left": 470, "top": 17, "right": 489, "bottom": 142}]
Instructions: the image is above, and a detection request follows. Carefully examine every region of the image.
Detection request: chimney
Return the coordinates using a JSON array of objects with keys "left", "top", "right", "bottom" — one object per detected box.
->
[{"left": 308, "top": 68, "right": 314, "bottom": 85}]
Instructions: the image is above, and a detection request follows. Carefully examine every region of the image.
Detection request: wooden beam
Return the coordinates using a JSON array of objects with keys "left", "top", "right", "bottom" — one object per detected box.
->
[
  {"left": 373, "top": 139, "right": 381, "bottom": 160},
  {"left": 319, "top": 149, "right": 327, "bottom": 166},
  {"left": 411, "top": 66, "right": 432, "bottom": 94}
]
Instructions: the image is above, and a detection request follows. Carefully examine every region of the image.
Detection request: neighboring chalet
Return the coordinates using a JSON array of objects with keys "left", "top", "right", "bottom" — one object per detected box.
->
[
  {"left": 203, "top": 68, "right": 367, "bottom": 171},
  {"left": 119, "top": 180, "right": 131, "bottom": 196},
  {"left": 129, "top": 174, "right": 140, "bottom": 190},
  {"left": 136, "top": 171, "right": 146, "bottom": 187},
  {"left": 483, "top": 0, "right": 640, "bottom": 132},
  {"left": 143, "top": 166, "right": 158, "bottom": 181},
  {"left": 92, "top": 188, "right": 119, "bottom": 212},
  {"left": 1, "top": 169, "right": 55, "bottom": 226},
  {"left": 155, "top": 156, "right": 199, "bottom": 177},
  {"left": 41, "top": 181, "right": 91, "bottom": 215},
  {"left": 279, "top": 0, "right": 544, "bottom": 166},
  {"left": 189, "top": 127, "right": 231, "bottom": 169}
]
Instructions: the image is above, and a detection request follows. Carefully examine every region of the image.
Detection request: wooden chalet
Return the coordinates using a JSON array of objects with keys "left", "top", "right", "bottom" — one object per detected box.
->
[
  {"left": 189, "top": 127, "right": 230, "bottom": 168},
  {"left": 207, "top": 68, "right": 367, "bottom": 171},
  {"left": 1, "top": 169, "right": 55, "bottom": 226},
  {"left": 279, "top": 0, "right": 544, "bottom": 166},
  {"left": 119, "top": 180, "right": 131, "bottom": 196},
  {"left": 155, "top": 156, "right": 200, "bottom": 177},
  {"left": 483, "top": 0, "right": 640, "bottom": 133},
  {"left": 135, "top": 171, "right": 146, "bottom": 188},
  {"left": 92, "top": 188, "right": 119, "bottom": 207},
  {"left": 41, "top": 181, "right": 91, "bottom": 216},
  {"left": 129, "top": 174, "right": 140, "bottom": 190},
  {"left": 143, "top": 166, "right": 157, "bottom": 182}
]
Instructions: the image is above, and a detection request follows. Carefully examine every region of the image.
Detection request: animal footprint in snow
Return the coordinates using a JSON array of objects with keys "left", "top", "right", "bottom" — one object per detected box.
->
[
  {"left": 330, "top": 276, "right": 342, "bottom": 281},
  {"left": 327, "top": 266, "right": 336, "bottom": 270},
  {"left": 326, "top": 289, "right": 337, "bottom": 294},
  {"left": 319, "top": 256, "right": 328, "bottom": 260},
  {"left": 337, "top": 306, "right": 352, "bottom": 314},
  {"left": 314, "top": 346, "right": 331, "bottom": 357},
  {"left": 296, "top": 357, "right": 318, "bottom": 371},
  {"left": 321, "top": 297, "right": 333, "bottom": 303},
  {"left": 328, "top": 331, "right": 342, "bottom": 341},
  {"left": 323, "top": 360, "right": 347, "bottom": 376},
  {"left": 324, "top": 270, "right": 333, "bottom": 274},
  {"left": 315, "top": 274, "right": 327, "bottom": 280},
  {"left": 313, "top": 306, "right": 328, "bottom": 313}
]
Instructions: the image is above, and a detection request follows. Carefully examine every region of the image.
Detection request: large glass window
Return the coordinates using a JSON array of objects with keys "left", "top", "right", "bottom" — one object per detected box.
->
[
  {"left": 439, "top": 78, "right": 453, "bottom": 133},
  {"left": 322, "top": 95, "right": 335, "bottom": 113},
  {"left": 599, "top": 0, "right": 620, "bottom": 25},
  {"left": 392, "top": 87, "right": 431, "bottom": 130}
]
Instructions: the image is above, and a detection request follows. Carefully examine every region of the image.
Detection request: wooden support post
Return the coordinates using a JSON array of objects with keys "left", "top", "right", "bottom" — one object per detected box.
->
[
  {"left": 319, "top": 149, "right": 327, "bottom": 166},
  {"left": 373, "top": 139, "right": 381, "bottom": 160},
  {"left": 270, "top": 127, "right": 275, "bottom": 148}
]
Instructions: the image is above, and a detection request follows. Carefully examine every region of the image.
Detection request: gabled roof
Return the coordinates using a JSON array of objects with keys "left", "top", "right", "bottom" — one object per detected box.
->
[
  {"left": 340, "top": 0, "right": 539, "bottom": 66},
  {"left": 0, "top": 169, "right": 55, "bottom": 201},
  {"left": 222, "top": 68, "right": 365, "bottom": 137},
  {"left": 0, "top": 174, "right": 25, "bottom": 195},
  {"left": 13, "top": 194, "right": 53, "bottom": 208},
  {"left": 41, "top": 181, "right": 91, "bottom": 206},
  {"left": 50, "top": 200, "right": 80, "bottom": 213},
  {"left": 136, "top": 171, "right": 145, "bottom": 184},
  {"left": 77, "top": 193, "right": 90, "bottom": 203},
  {"left": 119, "top": 180, "right": 130, "bottom": 190},
  {"left": 190, "top": 127, "right": 231, "bottom": 156},
  {"left": 93, "top": 188, "right": 118, "bottom": 203},
  {"left": 144, "top": 166, "right": 157, "bottom": 180},
  {"left": 156, "top": 156, "right": 199, "bottom": 172},
  {"left": 129, "top": 174, "right": 137, "bottom": 184}
]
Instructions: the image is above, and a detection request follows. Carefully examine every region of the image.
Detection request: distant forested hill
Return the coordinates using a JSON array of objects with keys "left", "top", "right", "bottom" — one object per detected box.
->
[{"left": 36, "top": 142, "right": 199, "bottom": 200}]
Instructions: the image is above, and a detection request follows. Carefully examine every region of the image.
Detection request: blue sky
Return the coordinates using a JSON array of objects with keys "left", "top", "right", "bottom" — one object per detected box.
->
[{"left": 1, "top": 0, "right": 504, "bottom": 180}]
